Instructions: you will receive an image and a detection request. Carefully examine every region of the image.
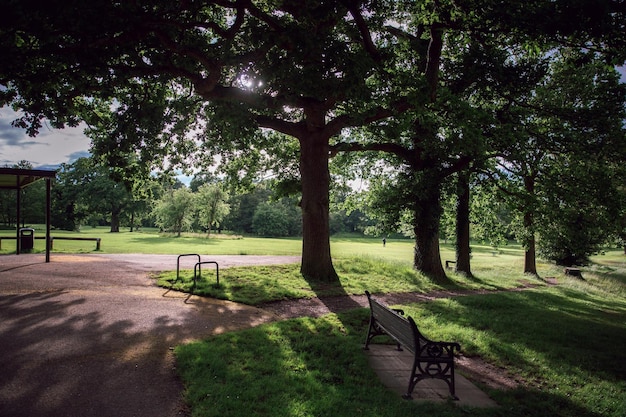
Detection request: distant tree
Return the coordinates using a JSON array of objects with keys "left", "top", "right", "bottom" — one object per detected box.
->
[
  {"left": 469, "top": 181, "right": 512, "bottom": 249},
  {"left": 0, "top": 188, "right": 16, "bottom": 227},
  {"left": 189, "top": 172, "right": 218, "bottom": 193},
  {"left": 538, "top": 157, "right": 624, "bottom": 266},
  {"left": 52, "top": 161, "right": 89, "bottom": 231},
  {"left": 195, "top": 183, "right": 230, "bottom": 237},
  {"left": 84, "top": 169, "right": 132, "bottom": 233},
  {"left": 490, "top": 50, "right": 625, "bottom": 272},
  {"left": 0, "top": 161, "right": 46, "bottom": 227},
  {"left": 20, "top": 180, "right": 46, "bottom": 226},
  {"left": 223, "top": 186, "right": 272, "bottom": 234},
  {"left": 51, "top": 157, "right": 136, "bottom": 232},
  {"left": 13, "top": 161, "right": 46, "bottom": 226},
  {"left": 152, "top": 187, "right": 195, "bottom": 237}
]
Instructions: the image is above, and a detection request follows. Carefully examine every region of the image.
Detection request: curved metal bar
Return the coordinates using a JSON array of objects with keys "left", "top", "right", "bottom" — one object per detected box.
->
[
  {"left": 193, "top": 261, "right": 220, "bottom": 289},
  {"left": 176, "top": 254, "right": 201, "bottom": 283}
]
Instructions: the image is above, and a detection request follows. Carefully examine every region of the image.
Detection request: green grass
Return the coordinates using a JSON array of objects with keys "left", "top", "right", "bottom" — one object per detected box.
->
[
  {"left": 159, "top": 254, "right": 558, "bottom": 305},
  {"left": 0, "top": 226, "right": 304, "bottom": 255},
  {"left": 160, "top": 260, "right": 436, "bottom": 305},
  {"left": 176, "top": 265, "right": 626, "bottom": 417},
  {"left": 176, "top": 312, "right": 424, "bottom": 417},
  {"left": 157, "top": 236, "right": 563, "bottom": 305}
]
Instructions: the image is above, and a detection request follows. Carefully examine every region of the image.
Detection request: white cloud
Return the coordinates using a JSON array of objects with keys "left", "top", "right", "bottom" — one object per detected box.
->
[{"left": 0, "top": 106, "right": 91, "bottom": 169}]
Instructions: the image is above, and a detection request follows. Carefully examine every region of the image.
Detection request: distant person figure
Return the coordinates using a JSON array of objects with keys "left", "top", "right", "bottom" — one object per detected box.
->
[{"left": 382, "top": 237, "right": 386, "bottom": 247}]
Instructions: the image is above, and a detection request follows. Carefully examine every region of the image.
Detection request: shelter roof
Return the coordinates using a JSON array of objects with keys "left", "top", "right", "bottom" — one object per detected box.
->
[{"left": 0, "top": 168, "right": 56, "bottom": 190}]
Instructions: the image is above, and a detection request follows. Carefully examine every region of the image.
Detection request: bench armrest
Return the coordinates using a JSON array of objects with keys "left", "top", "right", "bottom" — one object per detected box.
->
[
  {"left": 419, "top": 340, "right": 461, "bottom": 359},
  {"left": 392, "top": 308, "right": 405, "bottom": 316}
]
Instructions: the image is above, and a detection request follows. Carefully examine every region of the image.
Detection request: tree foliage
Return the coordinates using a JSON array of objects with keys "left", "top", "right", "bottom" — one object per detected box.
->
[
  {"left": 195, "top": 183, "right": 230, "bottom": 236},
  {"left": 152, "top": 187, "right": 195, "bottom": 237},
  {"left": 0, "top": 161, "right": 46, "bottom": 227},
  {"left": 1, "top": 1, "right": 624, "bottom": 280},
  {"left": 252, "top": 200, "right": 301, "bottom": 238},
  {"left": 49, "top": 157, "right": 150, "bottom": 232},
  {"left": 0, "top": 0, "right": 422, "bottom": 282}
]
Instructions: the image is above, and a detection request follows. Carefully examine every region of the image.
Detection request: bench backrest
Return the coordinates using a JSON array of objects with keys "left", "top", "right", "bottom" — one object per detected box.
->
[{"left": 368, "top": 295, "right": 418, "bottom": 354}]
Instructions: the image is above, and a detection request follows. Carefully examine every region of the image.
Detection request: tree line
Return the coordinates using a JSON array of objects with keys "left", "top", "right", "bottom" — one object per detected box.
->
[
  {"left": 1, "top": 1, "right": 624, "bottom": 283},
  {"left": 3, "top": 155, "right": 623, "bottom": 273},
  {"left": 0, "top": 159, "right": 365, "bottom": 238}
]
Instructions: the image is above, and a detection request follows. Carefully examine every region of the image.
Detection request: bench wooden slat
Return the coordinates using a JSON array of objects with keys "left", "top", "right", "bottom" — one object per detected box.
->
[
  {"left": 364, "top": 291, "right": 460, "bottom": 400},
  {"left": 369, "top": 300, "right": 416, "bottom": 353}
]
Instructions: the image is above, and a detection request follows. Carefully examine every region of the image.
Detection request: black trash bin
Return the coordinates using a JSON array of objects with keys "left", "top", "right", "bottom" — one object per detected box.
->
[{"left": 19, "top": 228, "right": 35, "bottom": 251}]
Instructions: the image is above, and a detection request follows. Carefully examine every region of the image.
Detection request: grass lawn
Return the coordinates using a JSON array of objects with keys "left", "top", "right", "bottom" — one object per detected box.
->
[
  {"left": 175, "top": 261, "right": 625, "bottom": 417},
  {"left": 0, "top": 226, "right": 304, "bottom": 255},
  {"left": 2, "top": 226, "right": 625, "bottom": 416},
  {"left": 176, "top": 273, "right": 625, "bottom": 417}
]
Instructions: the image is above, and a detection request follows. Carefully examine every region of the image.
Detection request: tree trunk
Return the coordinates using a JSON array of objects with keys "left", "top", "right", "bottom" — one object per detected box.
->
[
  {"left": 413, "top": 178, "right": 448, "bottom": 282},
  {"left": 414, "top": 228, "right": 447, "bottom": 282},
  {"left": 299, "top": 132, "right": 339, "bottom": 283},
  {"left": 455, "top": 171, "right": 472, "bottom": 276},
  {"left": 110, "top": 209, "right": 120, "bottom": 233},
  {"left": 523, "top": 211, "right": 538, "bottom": 275},
  {"left": 523, "top": 175, "right": 538, "bottom": 275}
]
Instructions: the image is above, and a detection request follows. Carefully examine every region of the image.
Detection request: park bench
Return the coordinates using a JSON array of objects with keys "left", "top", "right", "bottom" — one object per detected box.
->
[
  {"left": 564, "top": 267, "right": 582, "bottom": 278},
  {"left": 364, "top": 290, "right": 461, "bottom": 400},
  {"left": 0, "top": 236, "right": 101, "bottom": 250},
  {"left": 49, "top": 237, "right": 101, "bottom": 251}
]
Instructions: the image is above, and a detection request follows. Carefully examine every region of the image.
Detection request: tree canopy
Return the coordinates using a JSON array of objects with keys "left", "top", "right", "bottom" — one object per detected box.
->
[{"left": 1, "top": 0, "right": 624, "bottom": 280}]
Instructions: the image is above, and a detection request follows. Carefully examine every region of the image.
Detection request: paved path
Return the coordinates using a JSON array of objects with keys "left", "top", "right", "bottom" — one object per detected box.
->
[{"left": 0, "top": 254, "right": 298, "bottom": 417}]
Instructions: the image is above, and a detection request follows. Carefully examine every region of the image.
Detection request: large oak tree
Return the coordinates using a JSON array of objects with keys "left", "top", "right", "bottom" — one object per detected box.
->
[{"left": 1, "top": 0, "right": 413, "bottom": 282}]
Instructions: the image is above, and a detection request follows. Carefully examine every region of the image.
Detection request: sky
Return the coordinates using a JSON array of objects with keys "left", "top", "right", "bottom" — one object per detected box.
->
[
  {"left": 0, "top": 106, "right": 90, "bottom": 170},
  {"left": 1, "top": 68, "right": 625, "bottom": 172}
]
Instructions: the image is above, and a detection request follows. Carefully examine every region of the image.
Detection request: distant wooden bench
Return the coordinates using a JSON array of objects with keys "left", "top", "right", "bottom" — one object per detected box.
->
[
  {"left": 445, "top": 260, "right": 456, "bottom": 269},
  {"left": 564, "top": 267, "right": 582, "bottom": 278},
  {"left": 50, "top": 237, "right": 101, "bottom": 250},
  {"left": 364, "top": 291, "right": 461, "bottom": 400},
  {"left": 0, "top": 236, "right": 101, "bottom": 251}
]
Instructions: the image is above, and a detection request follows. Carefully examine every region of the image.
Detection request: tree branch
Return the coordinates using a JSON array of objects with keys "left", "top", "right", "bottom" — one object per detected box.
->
[
  {"left": 329, "top": 141, "right": 413, "bottom": 162},
  {"left": 347, "top": 4, "right": 381, "bottom": 62},
  {"left": 325, "top": 97, "right": 411, "bottom": 136},
  {"left": 425, "top": 24, "right": 443, "bottom": 102},
  {"left": 255, "top": 115, "right": 304, "bottom": 138}
]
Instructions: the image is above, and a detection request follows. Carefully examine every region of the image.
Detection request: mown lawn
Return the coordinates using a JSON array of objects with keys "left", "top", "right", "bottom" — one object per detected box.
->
[
  {"left": 176, "top": 270, "right": 625, "bottom": 417},
  {"left": 168, "top": 249, "right": 625, "bottom": 417}
]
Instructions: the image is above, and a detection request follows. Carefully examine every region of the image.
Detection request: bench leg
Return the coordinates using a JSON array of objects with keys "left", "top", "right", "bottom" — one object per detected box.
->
[{"left": 407, "top": 360, "right": 459, "bottom": 400}]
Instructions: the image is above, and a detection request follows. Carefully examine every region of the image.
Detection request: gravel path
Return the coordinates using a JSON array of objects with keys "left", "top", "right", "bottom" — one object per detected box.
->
[{"left": 0, "top": 253, "right": 298, "bottom": 417}]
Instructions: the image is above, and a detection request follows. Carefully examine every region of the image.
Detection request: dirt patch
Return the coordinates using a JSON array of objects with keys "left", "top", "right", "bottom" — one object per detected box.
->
[{"left": 456, "top": 355, "right": 522, "bottom": 390}]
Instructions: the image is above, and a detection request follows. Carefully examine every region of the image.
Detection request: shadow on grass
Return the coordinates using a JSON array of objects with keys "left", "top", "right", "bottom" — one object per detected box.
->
[
  {"left": 414, "top": 289, "right": 626, "bottom": 385},
  {"left": 164, "top": 265, "right": 308, "bottom": 306},
  {"left": 175, "top": 308, "right": 615, "bottom": 417}
]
